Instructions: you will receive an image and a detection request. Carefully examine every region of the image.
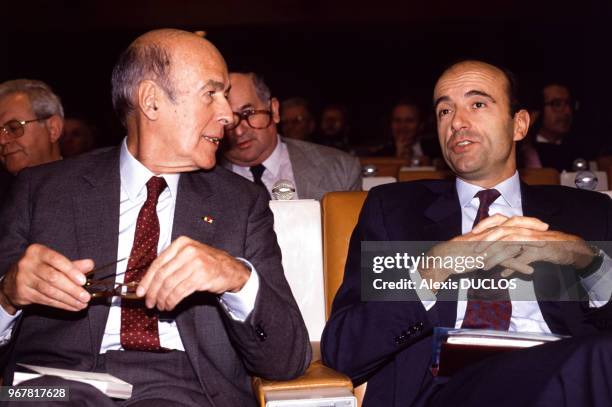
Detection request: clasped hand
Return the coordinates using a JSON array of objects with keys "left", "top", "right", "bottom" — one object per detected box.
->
[{"left": 424, "top": 214, "right": 594, "bottom": 284}]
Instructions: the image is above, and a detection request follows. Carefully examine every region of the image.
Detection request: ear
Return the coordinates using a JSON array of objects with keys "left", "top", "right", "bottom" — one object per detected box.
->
[
  {"left": 137, "top": 80, "right": 160, "bottom": 120},
  {"left": 45, "top": 115, "right": 64, "bottom": 143},
  {"left": 270, "top": 97, "right": 281, "bottom": 124},
  {"left": 512, "top": 109, "right": 530, "bottom": 142}
]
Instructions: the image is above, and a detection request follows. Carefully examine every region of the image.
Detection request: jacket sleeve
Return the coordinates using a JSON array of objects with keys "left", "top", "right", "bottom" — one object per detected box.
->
[
  {"left": 220, "top": 187, "right": 312, "bottom": 380},
  {"left": 321, "top": 189, "right": 436, "bottom": 385}
]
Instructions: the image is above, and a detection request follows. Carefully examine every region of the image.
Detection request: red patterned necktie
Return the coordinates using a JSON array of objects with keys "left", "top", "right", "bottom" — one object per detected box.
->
[
  {"left": 120, "top": 176, "right": 167, "bottom": 351},
  {"left": 461, "top": 189, "right": 512, "bottom": 330}
]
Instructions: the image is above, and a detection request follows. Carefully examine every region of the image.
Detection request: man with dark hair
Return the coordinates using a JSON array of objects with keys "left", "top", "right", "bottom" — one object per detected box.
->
[
  {"left": 0, "top": 79, "right": 64, "bottom": 201},
  {"left": 322, "top": 60, "right": 612, "bottom": 406},
  {"left": 313, "top": 104, "right": 353, "bottom": 152},
  {"left": 522, "top": 82, "right": 582, "bottom": 171},
  {"left": 0, "top": 29, "right": 310, "bottom": 406},
  {"left": 222, "top": 72, "right": 361, "bottom": 200},
  {"left": 280, "top": 97, "right": 316, "bottom": 141}
]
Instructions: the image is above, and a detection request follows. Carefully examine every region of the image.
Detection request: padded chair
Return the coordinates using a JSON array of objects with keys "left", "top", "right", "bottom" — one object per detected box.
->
[
  {"left": 253, "top": 199, "right": 355, "bottom": 406},
  {"left": 362, "top": 176, "right": 396, "bottom": 191},
  {"left": 359, "top": 157, "right": 409, "bottom": 177},
  {"left": 560, "top": 170, "right": 609, "bottom": 191},
  {"left": 518, "top": 168, "right": 560, "bottom": 185},
  {"left": 597, "top": 155, "right": 612, "bottom": 189},
  {"left": 321, "top": 191, "right": 369, "bottom": 406},
  {"left": 398, "top": 169, "right": 453, "bottom": 183}
]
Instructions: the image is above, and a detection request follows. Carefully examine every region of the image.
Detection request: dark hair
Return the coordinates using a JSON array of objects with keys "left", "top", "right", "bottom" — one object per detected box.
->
[
  {"left": 111, "top": 43, "right": 176, "bottom": 125},
  {"left": 392, "top": 97, "right": 423, "bottom": 120},
  {"left": 281, "top": 97, "right": 313, "bottom": 118},
  {"left": 502, "top": 67, "right": 521, "bottom": 117}
]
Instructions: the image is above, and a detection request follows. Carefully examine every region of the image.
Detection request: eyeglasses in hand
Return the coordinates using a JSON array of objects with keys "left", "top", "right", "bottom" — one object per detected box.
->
[{"left": 84, "top": 257, "right": 150, "bottom": 300}]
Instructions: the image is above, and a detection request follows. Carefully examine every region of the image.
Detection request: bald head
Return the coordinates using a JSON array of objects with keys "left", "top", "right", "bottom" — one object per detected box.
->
[
  {"left": 432, "top": 59, "right": 530, "bottom": 187},
  {"left": 111, "top": 29, "right": 225, "bottom": 125},
  {"left": 435, "top": 60, "right": 520, "bottom": 118}
]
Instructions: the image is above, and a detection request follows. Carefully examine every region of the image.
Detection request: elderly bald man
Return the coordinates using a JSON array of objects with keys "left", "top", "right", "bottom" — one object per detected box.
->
[{"left": 0, "top": 29, "right": 310, "bottom": 407}]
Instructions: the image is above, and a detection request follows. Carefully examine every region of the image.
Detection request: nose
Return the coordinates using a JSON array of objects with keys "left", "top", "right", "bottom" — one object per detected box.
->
[
  {"left": 450, "top": 108, "right": 469, "bottom": 133},
  {"left": 216, "top": 96, "right": 234, "bottom": 127}
]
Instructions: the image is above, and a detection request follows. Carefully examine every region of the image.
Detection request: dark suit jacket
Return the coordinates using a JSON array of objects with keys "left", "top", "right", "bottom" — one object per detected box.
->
[
  {"left": 322, "top": 179, "right": 612, "bottom": 407},
  {"left": 0, "top": 169, "right": 12, "bottom": 207},
  {"left": 0, "top": 147, "right": 311, "bottom": 406}
]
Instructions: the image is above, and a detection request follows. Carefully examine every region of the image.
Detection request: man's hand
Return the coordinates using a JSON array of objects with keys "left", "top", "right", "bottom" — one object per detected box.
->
[
  {"left": 472, "top": 215, "right": 593, "bottom": 277},
  {"left": 419, "top": 215, "right": 550, "bottom": 289},
  {"left": 0, "top": 244, "right": 93, "bottom": 315},
  {"left": 136, "top": 236, "right": 251, "bottom": 311}
]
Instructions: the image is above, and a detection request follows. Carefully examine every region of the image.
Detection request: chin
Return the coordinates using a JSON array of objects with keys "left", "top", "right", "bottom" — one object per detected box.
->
[{"left": 195, "top": 157, "right": 217, "bottom": 170}]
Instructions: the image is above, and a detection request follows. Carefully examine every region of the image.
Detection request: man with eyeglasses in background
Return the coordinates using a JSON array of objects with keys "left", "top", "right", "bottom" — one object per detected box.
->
[
  {"left": 222, "top": 72, "right": 361, "bottom": 200},
  {"left": 525, "top": 82, "right": 585, "bottom": 171},
  {"left": 280, "top": 97, "right": 316, "bottom": 141},
  {"left": 0, "top": 79, "right": 64, "bottom": 202}
]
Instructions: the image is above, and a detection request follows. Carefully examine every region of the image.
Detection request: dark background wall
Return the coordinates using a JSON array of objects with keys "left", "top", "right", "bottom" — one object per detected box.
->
[{"left": 2, "top": 0, "right": 611, "bottom": 151}]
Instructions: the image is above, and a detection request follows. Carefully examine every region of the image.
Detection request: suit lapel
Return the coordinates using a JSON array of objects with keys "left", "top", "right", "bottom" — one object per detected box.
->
[
  {"left": 171, "top": 171, "right": 223, "bottom": 387},
  {"left": 520, "top": 183, "right": 560, "bottom": 222},
  {"left": 285, "top": 139, "right": 322, "bottom": 199},
  {"left": 422, "top": 182, "right": 461, "bottom": 327},
  {"left": 422, "top": 183, "right": 462, "bottom": 241},
  {"left": 72, "top": 148, "right": 121, "bottom": 357},
  {"left": 520, "top": 184, "right": 596, "bottom": 335}
]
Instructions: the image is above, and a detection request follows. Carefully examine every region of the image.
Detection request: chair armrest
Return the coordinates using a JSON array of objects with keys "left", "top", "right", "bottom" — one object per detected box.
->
[{"left": 252, "top": 360, "right": 353, "bottom": 407}]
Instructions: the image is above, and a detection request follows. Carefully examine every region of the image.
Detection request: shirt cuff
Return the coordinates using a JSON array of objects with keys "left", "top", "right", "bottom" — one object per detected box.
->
[
  {"left": 411, "top": 268, "right": 437, "bottom": 311},
  {"left": 580, "top": 252, "right": 612, "bottom": 308},
  {"left": 218, "top": 258, "right": 260, "bottom": 322},
  {"left": 0, "top": 301, "right": 21, "bottom": 346}
]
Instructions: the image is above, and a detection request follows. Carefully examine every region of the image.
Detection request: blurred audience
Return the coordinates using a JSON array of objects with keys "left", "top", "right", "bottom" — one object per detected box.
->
[
  {"left": 60, "top": 117, "right": 97, "bottom": 157},
  {"left": 371, "top": 99, "right": 431, "bottom": 166},
  {"left": 280, "top": 97, "right": 316, "bottom": 141},
  {"left": 0, "top": 79, "right": 64, "bottom": 200},
  {"left": 222, "top": 73, "right": 361, "bottom": 200},
  {"left": 312, "top": 104, "right": 353, "bottom": 152},
  {"left": 520, "top": 82, "right": 585, "bottom": 171}
]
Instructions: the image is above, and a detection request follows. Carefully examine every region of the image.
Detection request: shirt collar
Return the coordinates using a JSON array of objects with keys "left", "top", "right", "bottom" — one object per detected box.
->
[
  {"left": 456, "top": 171, "right": 522, "bottom": 209},
  {"left": 260, "top": 134, "right": 283, "bottom": 177},
  {"left": 536, "top": 134, "right": 562, "bottom": 145},
  {"left": 119, "top": 137, "right": 180, "bottom": 202}
]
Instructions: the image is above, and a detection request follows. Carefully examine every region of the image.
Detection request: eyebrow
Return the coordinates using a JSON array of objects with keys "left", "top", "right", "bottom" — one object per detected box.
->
[
  {"left": 433, "top": 95, "right": 451, "bottom": 110},
  {"left": 238, "top": 103, "right": 255, "bottom": 111},
  {"left": 465, "top": 90, "right": 496, "bottom": 103},
  {"left": 202, "top": 79, "right": 229, "bottom": 91},
  {"left": 433, "top": 89, "right": 496, "bottom": 109}
]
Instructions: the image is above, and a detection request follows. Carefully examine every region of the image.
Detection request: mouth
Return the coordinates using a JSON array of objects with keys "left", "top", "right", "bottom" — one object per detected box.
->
[
  {"left": 449, "top": 138, "right": 478, "bottom": 154},
  {"left": 1, "top": 150, "right": 21, "bottom": 158},
  {"left": 202, "top": 135, "right": 222, "bottom": 145}
]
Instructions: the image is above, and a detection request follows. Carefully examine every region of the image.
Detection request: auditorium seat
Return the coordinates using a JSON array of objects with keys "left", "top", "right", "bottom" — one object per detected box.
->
[
  {"left": 253, "top": 199, "right": 355, "bottom": 406},
  {"left": 362, "top": 176, "right": 396, "bottom": 191},
  {"left": 560, "top": 170, "right": 608, "bottom": 191},
  {"left": 398, "top": 169, "right": 453, "bottom": 182},
  {"left": 359, "top": 157, "right": 409, "bottom": 177},
  {"left": 322, "top": 191, "right": 369, "bottom": 406},
  {"left": 518, "top": 168, "right": 560, "bottom": 185}
]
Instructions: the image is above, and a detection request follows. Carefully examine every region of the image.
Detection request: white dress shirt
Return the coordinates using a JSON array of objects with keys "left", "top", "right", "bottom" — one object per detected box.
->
[
  {"left": 231, "top": 135, "right": 299, "bottom": 199},
  {"left": 0, "top": 138, "right": 260, "bottom": 349},
  {"left": 414, "top": 171, "right": 612, "bottom": 333}
]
